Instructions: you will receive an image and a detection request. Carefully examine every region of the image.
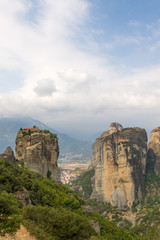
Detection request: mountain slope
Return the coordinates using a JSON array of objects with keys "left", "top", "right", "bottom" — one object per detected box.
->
[
  {"left": 0, "top": 159, "right": 136, "bottom": 240},
  {"left": 0, "top": 117, "right": 92, "bottom": 161},
  {"left": 70, "top": 159, "right": 160, "bottom": 239}
]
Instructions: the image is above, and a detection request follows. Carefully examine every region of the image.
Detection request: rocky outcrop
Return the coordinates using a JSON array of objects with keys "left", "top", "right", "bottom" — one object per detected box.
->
[
  {"left": 109, "top": 122, "right": 123, "bottom": 134},
  {"left": 91, "top": 123, "right": 147, "bottom": 208},
  {"left": 0, "top": 146, "right": 15, "bottom": 163},
  {"left": 148, "top": 126, "right": 160, "bottom": 176},
  {"left": 16, "top": 127, "right": 61, "bottom": 183},
  {"left": 15, "top": 188, "right": 31, "bottom": 206},
  {"left": 89, "top": 220, "right": 100, "bottom": 233}
]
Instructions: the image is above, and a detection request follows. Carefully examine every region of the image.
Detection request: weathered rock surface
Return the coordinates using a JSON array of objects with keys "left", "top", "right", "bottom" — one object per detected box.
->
[
  {"left": 89, "top": 220, "right": 100, "bottom": 233},
  {"left": 91, "top": 123, "right": 147, "bottom": 208},
  {"left": 148, "top": 126, "right": 160, "bottom": 176},
  {"left": 15, "top": 188, "right": 31, "bottom": 206},
  {"left": 0, "top": 146, "right": 15, "bottom": 163},
  {"left": 109, "top": 122, "right": 123, "bottom": 134},
  {"left": 91, "top": 123, "right": 123, "bottom": 167},
  {"left": 16, "top": 128, "right": 61, "bottom": 183}
]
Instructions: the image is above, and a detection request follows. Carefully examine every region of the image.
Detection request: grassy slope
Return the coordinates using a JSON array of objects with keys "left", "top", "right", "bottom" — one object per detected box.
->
[
  {"left": 130, "top": 160, "right": 160, "bottom": 237},
  {"left": 71, "top": 168, "right": 95, "bottom": 199},
  {"left": 0, "top": 159, "right": 135, "bottom": 240},
  {"left": 70, "top": 163, "right": 160, "bottom": 240}
]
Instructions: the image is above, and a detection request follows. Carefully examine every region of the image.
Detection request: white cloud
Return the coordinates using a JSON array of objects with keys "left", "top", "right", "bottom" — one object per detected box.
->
[
  {"left": 34, "top": 79, "right": 56, "bottom": 97},
  {"left": 1, "top": 0, "right": 160, "bottom": 137}
]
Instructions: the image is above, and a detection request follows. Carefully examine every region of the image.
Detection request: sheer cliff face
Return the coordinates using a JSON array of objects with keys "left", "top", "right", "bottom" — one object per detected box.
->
[
  {"left": 148, "top": 127, "right": 160, "bottom": 176},
  {"left": 91, "top": 124, "right": 147, "bottom": 208},
  {"left": 16, "top": 129, "right": 61, "bottom": 183}
]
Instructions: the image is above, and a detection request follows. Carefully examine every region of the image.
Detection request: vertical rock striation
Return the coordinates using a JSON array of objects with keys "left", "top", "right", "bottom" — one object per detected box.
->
[
  {"left": 91, "top": 123, "right": 147, "bottom": 208},
  {"left": 16, "top": 127, "right": 61, "bottom": 183},
  {"left": 148, "top": 126, "right": 160, "bottom": 176}
]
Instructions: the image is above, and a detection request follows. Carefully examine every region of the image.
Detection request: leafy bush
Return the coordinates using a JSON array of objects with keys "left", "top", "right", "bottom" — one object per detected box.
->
[
  {"left": 131, "top": 201, "right": 138, "bottom": 213},
  {"left": 83, "top": 212, "right": 135, "bottom": 240},
  {"left": 0, "top": 159, "right": 141, "bottom": 239},
  {"left": 46, "top": 170, "right": 52, "bottom": 179},
  {"left": 142, "top": 225, "right": 160, "bottom": 240},
  {"left": 23, "top": 205, "right": 96, "bottom": 240},
  {"left": 71, "top": 168, "right": 95, "bottom": 199},
  {"left": 0, "top": 191, "right": 22, "bottom": 236},
  {"left": 50, "top": 132, "right": 56, "bottom": 138}
]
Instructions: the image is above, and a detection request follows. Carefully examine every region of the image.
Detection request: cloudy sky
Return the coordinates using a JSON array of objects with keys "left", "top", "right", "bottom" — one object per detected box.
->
[{"left": 1, "top": 0, "right": 160, "bottom": 140}]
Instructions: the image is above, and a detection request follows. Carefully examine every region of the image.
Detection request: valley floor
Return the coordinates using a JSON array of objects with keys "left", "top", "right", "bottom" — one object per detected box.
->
[{"left": 59, "top": 163, "right": 89, "bottom": 184}]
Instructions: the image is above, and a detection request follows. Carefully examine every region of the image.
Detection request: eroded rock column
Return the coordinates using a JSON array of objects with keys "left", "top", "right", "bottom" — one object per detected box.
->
[
  {"left": 16, "top": 128, "right": 61, "bottom": 183},
  {"left": 148, "top": 126, "right": 160, "bottom": 176},
  {"left": 91, "top": 123, "right": 147, "bottom": 208}
]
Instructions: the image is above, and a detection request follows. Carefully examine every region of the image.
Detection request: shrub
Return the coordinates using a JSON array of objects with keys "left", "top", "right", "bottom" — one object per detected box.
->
[
  {"left": 23, "top": 205, "right": 96, "bottom": 240},
  {"left": 0, "top": 191, "right": 22, "bottom": 236},
  {"left": 46, "top": 170, "right": 52, "bottom": 179}
]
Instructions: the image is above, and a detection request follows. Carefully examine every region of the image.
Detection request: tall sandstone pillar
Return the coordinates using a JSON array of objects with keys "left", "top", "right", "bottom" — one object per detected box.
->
[
  {"left": 148, "top": 126, "right": 160, "bottom": 176},
  {"left": 91, "top": 123, "right": 147, "bottom": 208},
  {"left": 16, "top": 127, "right": 61, "bottom": 183}
]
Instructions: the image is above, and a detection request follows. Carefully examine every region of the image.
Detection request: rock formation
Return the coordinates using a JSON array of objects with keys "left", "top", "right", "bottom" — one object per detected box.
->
[
  {"left": 91, "top": 123, "right": 147, "bottom": 208},
  {"left": 148, "top": 126, "right": 160, "bottom": 176},
  {"left": 16, "top": 127, "right": 61, "bottom": 183},
  {"left": 0, "top": 146, "right": 15, "bottom": 163},
  {"left": 15, "top": 188, "right": 31, "bottom": 206}
]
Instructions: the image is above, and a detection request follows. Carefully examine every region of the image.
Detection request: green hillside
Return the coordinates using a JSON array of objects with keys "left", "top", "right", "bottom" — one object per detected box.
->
[
  {"left": 0, "top": 159, "right": 137, "bottom": 240},
  {"left": 70, "top": 158, "right": 160, "bottom": 240}
]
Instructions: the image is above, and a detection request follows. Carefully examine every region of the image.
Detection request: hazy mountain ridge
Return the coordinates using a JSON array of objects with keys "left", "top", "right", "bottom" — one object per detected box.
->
[{"left": 0, "top": 117, "right": 92, "bottom": 161}]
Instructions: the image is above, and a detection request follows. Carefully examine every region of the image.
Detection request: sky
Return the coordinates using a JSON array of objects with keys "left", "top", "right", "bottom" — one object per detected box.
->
[{"left": 1, "top": 0, "right": 160, "bottom": 140}]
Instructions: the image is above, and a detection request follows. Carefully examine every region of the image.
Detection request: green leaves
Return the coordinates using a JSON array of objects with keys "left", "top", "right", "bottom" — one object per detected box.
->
[
  {"left": 71, "top": 168, "right": 95, "bottom": 199},
  {"left": 23, "top": 206, "right": 96, "bottom": 240},
  {"left": 0, "top": 191, "right": 22, "bottom": 236},
  {"left": 0, "top": 159, "right": 140, "bottom": 239}
]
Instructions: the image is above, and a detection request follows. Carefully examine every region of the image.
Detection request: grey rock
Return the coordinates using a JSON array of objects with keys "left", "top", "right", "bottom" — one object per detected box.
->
[
  {"left": 15, "top": 188, "right": 31, "bottom": 205},
  {"left": 0, "top": 146, "right": 15, "bottom": 163},
  {"left": 89, "top": 220, "right": 100, "bottom": 233}
]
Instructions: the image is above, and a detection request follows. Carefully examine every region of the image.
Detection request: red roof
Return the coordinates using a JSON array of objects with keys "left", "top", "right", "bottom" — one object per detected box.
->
[{"left": 22, "top": 127, "right": 39, "bottom": 132}]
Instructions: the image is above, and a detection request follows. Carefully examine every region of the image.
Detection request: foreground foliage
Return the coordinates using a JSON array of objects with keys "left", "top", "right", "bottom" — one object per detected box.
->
[
  {"left": 71, "top": 168, "right": 95, "bottom": 199},
  {"left": 0, "top": 159, "right": 136, "bottom": 239},
  {"left": 0, "top": 191, "right": 22, "bottom": 236},
  {"left": 72, "top": 162, "right": 160, "bottom": 240},
  {"left": 23, "top": 206, "right": 95, "bottom": 240}
]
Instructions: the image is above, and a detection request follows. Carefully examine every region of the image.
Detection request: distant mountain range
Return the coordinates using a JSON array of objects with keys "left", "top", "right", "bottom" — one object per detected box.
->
[{"left": 0, "top": 117, "right": 92, "bottom": 162}]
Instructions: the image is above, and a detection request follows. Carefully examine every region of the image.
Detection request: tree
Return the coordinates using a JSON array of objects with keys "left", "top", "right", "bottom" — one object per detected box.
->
[{"left": 0, "top": 191, "right": 22, "bottom": 236}]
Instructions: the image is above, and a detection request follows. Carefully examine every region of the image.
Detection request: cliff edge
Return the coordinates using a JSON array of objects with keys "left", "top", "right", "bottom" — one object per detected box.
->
[
  {"left": 16, "top": 127, "right": 60, "bottom": 183},
  {"left": 91, "top": 123, "right": 147, "bottom": 208}
]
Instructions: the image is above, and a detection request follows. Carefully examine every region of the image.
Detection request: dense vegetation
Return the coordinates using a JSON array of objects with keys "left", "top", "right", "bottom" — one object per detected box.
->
[
  {"left": 1, "top": 151, "right": 159, "bottom": 239},
  {"left": 130, "top": 156, "right": 160, "bottom": 237},
  {"left": 0, "top": 159, "right": 136, "bottom": 239},
  {"left": 23, "top": 206, "right": 95, "bottom": 240},
  {"left": 71, "top": 158, "right": 160, "bottom": 240},
  {"left": 71, "top": 168, "right": 95, "bottom": 199},
  {"left": 0, "top": 191, "right": 22, "bottom": 236}
]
